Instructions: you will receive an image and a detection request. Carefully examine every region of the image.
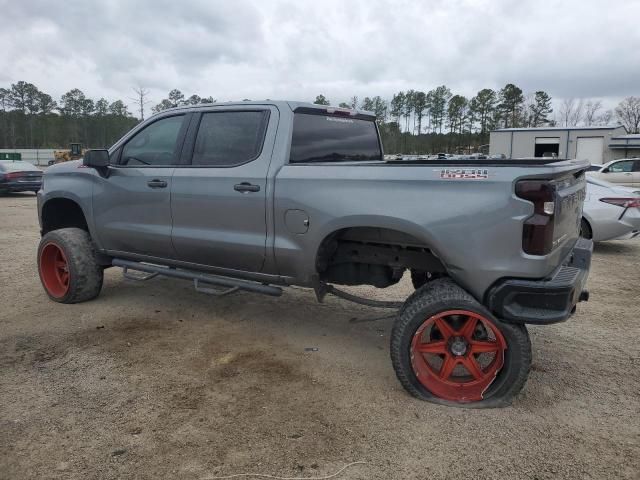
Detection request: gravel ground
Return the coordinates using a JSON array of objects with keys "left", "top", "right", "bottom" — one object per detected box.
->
[{"left": 1, "top": 193, "right": 639, "bottom": 480}]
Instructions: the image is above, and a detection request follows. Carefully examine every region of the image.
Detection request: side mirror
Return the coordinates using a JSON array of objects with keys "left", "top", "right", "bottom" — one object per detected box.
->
[
  {"left": 601, "top": 168, "right": 609, "bottom": 173},
  {"left": 83, "top": 149, "right": 110, "bottom": 168}
]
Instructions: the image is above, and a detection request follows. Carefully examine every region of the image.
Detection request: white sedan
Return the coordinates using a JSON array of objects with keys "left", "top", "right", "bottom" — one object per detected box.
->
[
  {"left": 581, "top": 177, "right": 640, "bottom": 242},
  {"left": 587, "top": 158, "right": 640, "bottom": 187}
]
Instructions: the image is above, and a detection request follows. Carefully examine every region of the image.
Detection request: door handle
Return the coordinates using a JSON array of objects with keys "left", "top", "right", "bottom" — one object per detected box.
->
[
  {"left": 234, "top": 182, "right": 260, "bottom": 193},
  {"left": 147, "top": 179, "right": 168, "bottom": 188}
]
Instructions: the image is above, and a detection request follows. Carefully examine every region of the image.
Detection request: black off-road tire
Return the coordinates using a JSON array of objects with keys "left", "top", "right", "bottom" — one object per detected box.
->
[
  {"left": 390, "top": 278, "right": 531, "bottom": 408},
  {"left": 37, "top": 228, "right": 104, "bottom": 303}
]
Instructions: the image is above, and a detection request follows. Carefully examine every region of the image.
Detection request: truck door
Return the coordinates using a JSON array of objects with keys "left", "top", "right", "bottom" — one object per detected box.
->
[
  {"left": 602, "top": 159, "right": 636, "bottom": 186},
  {"left": 171, "top": 106, "right": 278, "bottom": 272},
  {"left": 92, "top": 113, "right": 189, "bottom": 258}
]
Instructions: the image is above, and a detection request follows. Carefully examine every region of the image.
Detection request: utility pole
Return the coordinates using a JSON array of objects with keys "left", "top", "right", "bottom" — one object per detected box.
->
[{"left": 130, "top": 87, "right": 150, "bottom": 121}]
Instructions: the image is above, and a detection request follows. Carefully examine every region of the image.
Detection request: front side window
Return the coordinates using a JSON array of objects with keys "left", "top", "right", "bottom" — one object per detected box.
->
[
  {"left": 290, "top": 113, "right": 382, "bottom": 163},
  {"left": 608, "top": 160, "right": 634, "bottom": 173},
  {"left": 191, "top": 111, "right": 269, "bottom": 167},
  {"left": 121, "top": 115, "right": 185, "bottom": 166}
]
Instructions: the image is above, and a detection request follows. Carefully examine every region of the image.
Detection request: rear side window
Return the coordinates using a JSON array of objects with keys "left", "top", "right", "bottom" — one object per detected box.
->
[
  {"left": 192, "top": 111, "right": 269, "bottom": 167},
  {"left": 290, "top": 113, "right": 382, "bottom": 163}
]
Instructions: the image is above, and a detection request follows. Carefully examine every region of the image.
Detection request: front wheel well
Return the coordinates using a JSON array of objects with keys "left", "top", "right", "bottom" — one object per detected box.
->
[
  {"left": 41, "top": 198, "right": 89, "bottom": 236},
  {"left": 315, "top": 227, "right": 447, "bottom": 288}
]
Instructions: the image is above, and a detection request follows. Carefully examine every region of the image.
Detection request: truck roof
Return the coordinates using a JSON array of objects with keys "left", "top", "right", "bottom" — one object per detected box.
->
[{"left": 149, "top": 100, "right": 376, "bottom": 120}]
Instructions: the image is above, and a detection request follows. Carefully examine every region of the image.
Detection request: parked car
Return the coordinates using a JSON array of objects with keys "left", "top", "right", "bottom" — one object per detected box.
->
[
  {"left": 581, "top": 177, "right": 640, "bottom": 241},
  {"left": 587, "top": 158, "right": 640, "bottom": 187},
  {"left": 36, "top": 100, "right": 592, "bottom": 408},
  {"left": 0, "top": 160, "right": 43, "bottom": 194}
]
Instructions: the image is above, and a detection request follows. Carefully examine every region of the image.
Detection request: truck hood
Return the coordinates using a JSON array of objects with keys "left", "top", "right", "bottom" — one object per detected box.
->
[{"left": 45, "top": 159, "right": 83, "bottom": 174}]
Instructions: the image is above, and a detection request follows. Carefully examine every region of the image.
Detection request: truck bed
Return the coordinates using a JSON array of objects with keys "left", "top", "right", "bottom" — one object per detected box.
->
[{"left": 384, "top": 157, "right": 578, "bottom": 166}]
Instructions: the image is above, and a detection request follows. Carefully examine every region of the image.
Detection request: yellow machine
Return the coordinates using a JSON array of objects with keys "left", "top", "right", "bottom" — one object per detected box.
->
[{"left": 52, "top": 143, "right": 85, "bottom": 164}]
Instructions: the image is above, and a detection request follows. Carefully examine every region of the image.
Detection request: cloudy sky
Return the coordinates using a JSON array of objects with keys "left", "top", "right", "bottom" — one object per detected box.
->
[{"left": 1, "top": 0, "right": 638, "bottom": 114}]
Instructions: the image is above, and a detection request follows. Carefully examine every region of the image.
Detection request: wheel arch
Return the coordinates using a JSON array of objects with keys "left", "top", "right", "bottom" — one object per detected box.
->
[
  {"left": 41, "top": 196, "right": 90, "bottom": 236},
  {"left": 314, "top": 215, "right": 443, "bottom": 257},
  {"left": 313, "top": 218, "right": 449, "bottom": 287}
]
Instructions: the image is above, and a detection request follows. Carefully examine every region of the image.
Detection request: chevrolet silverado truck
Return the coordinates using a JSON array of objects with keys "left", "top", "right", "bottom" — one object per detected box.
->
[{"left": 36, "top": 101, "right": 592, "bottom": 407}]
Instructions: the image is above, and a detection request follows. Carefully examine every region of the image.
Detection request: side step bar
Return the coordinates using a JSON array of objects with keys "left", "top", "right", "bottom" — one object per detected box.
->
[{"left": 112, "top": 259, "right": 283, "bottom": 297}]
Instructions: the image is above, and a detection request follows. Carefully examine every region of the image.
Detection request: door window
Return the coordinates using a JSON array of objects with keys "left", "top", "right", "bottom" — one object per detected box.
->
[
  {"left": 121, "top": 115, "right": 185, "bottom": 166},
  {"left": 608, "top": 160, "right": 634, "bottom": 173},
  {"left": 191, "top": 111, "right": 269, "bottom": 166}
]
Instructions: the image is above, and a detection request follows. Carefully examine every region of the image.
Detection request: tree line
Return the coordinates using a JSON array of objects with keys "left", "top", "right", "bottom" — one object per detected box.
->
[
  {"left": 1, "top": 80, "right": 638, "bottom": 154},
  {"left": 0, "top": 83, "right": 220, "bottom": 149},
  {"left": 314, "top": 87, "right": 640, "bottom": 154},
  {"left": 0, "top": 81, "right": 139, "bottom": 149}
]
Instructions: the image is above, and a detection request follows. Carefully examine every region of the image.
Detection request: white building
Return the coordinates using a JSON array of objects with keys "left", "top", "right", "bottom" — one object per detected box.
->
[{"left": 489, "top": 126, "right": 637, "bottom": 164}]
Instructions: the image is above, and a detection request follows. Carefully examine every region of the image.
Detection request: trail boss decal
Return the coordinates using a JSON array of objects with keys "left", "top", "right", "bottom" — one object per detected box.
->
[{"left": 437, "top": 168, "right": 489, "bottom": 180}]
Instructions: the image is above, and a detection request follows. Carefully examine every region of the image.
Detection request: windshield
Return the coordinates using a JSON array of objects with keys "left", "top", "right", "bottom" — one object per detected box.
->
[{"left": 289, "top": 113, "right": 382, "bottom": 163}]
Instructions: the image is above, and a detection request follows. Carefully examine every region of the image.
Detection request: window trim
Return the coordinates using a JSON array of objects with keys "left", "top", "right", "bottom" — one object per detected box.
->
[
  {"left": 114, "top": 113, "right": 190, "bottom": 168},
  {"left": 181, "top": 109, "right": 271, "bottom": 168}
]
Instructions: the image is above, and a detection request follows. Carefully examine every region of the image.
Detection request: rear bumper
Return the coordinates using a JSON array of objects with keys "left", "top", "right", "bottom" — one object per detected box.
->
[{"left": 486, "top": 237, "right": 593, "bottom": 325}]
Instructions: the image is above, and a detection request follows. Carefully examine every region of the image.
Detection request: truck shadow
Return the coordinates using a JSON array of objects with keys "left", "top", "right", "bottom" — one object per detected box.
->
[{"left": 593, "top": 241, "right": 638, "bottom": 255}]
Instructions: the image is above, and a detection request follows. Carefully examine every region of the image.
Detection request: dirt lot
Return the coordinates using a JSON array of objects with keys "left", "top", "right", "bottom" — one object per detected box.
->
[{"left": 0, "top": 193, "right": 639, "bottom": 480}]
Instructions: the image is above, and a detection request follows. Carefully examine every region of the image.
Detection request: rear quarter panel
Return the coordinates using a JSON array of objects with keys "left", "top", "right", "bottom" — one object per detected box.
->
[{"left": 273, "top": 160, "right": 587, "bottom": 300}]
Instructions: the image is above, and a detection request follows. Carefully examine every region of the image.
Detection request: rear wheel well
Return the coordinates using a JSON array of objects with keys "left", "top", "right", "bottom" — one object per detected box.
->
[
  {"left": 316, "top": 227, "right": 446, "bottom": 288},
  {"left": 41, "top": 198, "right": 89, "bottom": 235}
]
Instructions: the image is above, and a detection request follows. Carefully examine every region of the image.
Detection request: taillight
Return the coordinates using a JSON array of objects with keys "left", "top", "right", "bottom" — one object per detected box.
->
[
  {"left": 516, "top": 180, "right": 556, "bottom": 255},
  {"left": 600, "top": 197, "right": 640, "bottom": 208},
  {"left": 6, "top": 172, "right": 21, "bottom": 180}
]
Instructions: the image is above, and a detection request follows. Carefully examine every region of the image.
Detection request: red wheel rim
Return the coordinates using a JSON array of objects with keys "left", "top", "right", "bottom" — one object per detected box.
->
[
  {"left": 39, "top": 242, "right": 70, "bottom": 298},
  {"left": 410, "top": 310, "right": 507, "bottom": 402}
]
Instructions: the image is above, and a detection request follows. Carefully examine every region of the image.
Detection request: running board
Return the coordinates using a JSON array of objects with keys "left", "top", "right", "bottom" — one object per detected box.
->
[{"left": 112, "top": 259, "right": 283, "bottom": 297}]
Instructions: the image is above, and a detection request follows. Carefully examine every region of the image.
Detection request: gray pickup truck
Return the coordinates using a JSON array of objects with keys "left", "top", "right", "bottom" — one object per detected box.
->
[{"left": 37, "top": 101, "right": 592, "bottom": 407}]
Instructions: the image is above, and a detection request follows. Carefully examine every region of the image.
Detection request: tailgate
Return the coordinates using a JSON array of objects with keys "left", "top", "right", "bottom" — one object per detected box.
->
[{"left": 551, "top": 172, "right": 586, "bottom": 249}]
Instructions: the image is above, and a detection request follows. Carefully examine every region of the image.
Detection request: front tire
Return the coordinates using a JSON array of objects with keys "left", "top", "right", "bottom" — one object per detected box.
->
[
  {"left": 391, "top": 278, "right": 531, "bottom": 408},
  {"left": 37, "top": 228, "right": 104, "bottom": 303}
]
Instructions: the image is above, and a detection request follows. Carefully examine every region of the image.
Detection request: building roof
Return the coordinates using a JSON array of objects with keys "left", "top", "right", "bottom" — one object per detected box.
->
[
  {"left": 493, "top": 126, "right": 625, "bottom": 133},
  {"left": 611, "top": 134, "right": 640, "bottom": 140}
]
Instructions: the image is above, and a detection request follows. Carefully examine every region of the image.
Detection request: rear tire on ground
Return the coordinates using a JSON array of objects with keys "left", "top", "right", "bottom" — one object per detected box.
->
[
  {"left": 390, "top": 278, "right": 531, "bottom": 408},
  {"left": 37, "top": 227, "right": 104, "bottom": 303},
  {"left": 580, "top": 218, "right": 592, "bottom": 240}
]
